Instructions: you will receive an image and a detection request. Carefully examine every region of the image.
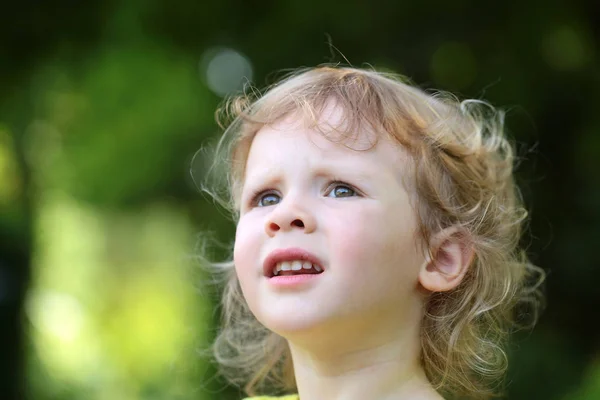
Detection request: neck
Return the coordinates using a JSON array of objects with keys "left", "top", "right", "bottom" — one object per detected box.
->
[{"left": 285, "top": 314, "right": 443, "bottom": 400}]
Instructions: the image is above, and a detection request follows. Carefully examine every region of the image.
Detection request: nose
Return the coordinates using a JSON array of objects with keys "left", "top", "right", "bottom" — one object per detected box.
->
[{"left": 264, "top": 195, "right": 317, "bottom": 237}]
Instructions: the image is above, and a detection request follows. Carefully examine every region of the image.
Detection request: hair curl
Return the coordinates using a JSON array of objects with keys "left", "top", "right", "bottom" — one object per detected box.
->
[{"left": 194, "top": 65, "right": 545, "bottom": 399}]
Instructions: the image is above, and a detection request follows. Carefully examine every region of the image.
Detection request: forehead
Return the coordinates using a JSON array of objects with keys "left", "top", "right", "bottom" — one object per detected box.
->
[
  {"left": 244, "top": 106, "right": 411, "bottom": 181},
  {"left": 273, "top": 101, "right": 380, "bottom": 150}
]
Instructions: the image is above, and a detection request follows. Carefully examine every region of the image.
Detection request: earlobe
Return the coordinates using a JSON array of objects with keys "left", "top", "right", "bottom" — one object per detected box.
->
[{"left": 418, "top": 227, "right": 474, "bottom": 292}]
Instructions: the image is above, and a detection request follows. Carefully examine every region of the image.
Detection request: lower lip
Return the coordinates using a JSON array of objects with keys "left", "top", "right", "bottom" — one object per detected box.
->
[{"left": 267, "top": 273, "right": 322, "bottom": 287}]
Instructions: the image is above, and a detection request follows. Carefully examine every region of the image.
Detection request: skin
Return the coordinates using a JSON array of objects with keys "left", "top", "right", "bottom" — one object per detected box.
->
[{"left": 233, "top": 105, "right": 471, "bottom": 400}]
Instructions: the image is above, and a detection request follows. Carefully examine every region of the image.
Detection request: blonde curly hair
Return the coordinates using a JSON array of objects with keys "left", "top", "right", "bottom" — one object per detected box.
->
[{"left": 195, "top": 65, "right": 545, "bottom": 399}]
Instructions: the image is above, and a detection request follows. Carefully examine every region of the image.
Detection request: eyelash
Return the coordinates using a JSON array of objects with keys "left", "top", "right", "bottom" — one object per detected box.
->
[{"left": 249, "top": 179, "right": 358, "bottom": 207}]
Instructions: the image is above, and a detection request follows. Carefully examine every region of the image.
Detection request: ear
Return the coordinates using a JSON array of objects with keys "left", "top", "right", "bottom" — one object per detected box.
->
[{"left": 418, "top": 226, "right": 475, "bottom": 292}]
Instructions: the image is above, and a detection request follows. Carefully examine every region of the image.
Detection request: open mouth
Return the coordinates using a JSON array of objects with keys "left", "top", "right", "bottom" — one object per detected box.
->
[{"left": 270, "top": 260, "right": 324, "bottom": 278}]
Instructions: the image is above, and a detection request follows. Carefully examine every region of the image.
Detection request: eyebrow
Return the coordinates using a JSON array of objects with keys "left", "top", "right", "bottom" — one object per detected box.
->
[
  {"left": 243, "top": 162, "right": 379, "bottom": 192},
  {"left": 243, "top": 166, "right": 283, "bottom": 189}
]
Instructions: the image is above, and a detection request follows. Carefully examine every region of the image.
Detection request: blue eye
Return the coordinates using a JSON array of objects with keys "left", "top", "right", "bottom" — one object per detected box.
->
[
  {"left": 249, "top": 181, "right": 357, "bottom": 208},
  {"left": 255, "top": 192, "right": 280, "bottom": 207},
  {"left": 327, "top": 183, "right": 356, "bottom": 198}
]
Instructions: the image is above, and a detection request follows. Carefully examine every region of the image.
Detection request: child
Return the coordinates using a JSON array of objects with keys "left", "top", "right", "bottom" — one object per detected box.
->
[{"left": 198, "top": 65, "right": 545, "bottom": 399}]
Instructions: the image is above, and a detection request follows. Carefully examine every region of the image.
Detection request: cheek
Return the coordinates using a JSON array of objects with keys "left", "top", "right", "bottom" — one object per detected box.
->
[
  {"left": 232, "top": 216, "right": 267, "bottom": 317},
  {"left": 233, "top": 216, "right": 262, "bottom": 279},
  {"left": 332, "top": 203, "right": 420, "bottom": 280}
]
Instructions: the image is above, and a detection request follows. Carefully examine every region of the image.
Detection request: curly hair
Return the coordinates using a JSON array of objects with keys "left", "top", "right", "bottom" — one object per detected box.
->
[{"left": 195, "top": 65, "right": 545, "bottom": 399}]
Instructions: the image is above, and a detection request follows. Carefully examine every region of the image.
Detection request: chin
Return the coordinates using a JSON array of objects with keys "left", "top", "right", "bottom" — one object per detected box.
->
[{"left": 259, "top": 312, "right": 330, "bottom": 337}]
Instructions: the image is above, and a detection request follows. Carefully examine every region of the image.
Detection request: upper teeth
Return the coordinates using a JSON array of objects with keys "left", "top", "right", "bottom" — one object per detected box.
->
[{"left": 273, "top": 260, "right": 322, "bottom": 275}]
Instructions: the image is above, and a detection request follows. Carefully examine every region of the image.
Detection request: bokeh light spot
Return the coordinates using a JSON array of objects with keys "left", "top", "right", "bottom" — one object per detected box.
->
[
  {"left": 542, "top": 25, "right": 589, "bottom": 71},
  {"left": 27, "top": 290, "right": 85, "bottom": 343},
  {"left": 201, "top": 47, "right": 253, "bottom": 97}
]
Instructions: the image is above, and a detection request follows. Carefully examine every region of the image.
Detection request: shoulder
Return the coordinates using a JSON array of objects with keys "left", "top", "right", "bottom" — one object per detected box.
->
[{"left": 243, "top": 396, "right": 299, "bottom": 400}]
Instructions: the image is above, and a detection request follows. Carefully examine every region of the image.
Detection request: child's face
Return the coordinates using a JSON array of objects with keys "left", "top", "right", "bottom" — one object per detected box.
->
[{"left": 233, "top": 108, "right": 427, "bottom": 337}]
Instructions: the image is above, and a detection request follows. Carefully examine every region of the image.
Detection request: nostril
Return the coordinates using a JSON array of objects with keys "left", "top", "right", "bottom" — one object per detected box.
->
[{"left": 292, "top": 219, "right": 304, "bottom": 228}]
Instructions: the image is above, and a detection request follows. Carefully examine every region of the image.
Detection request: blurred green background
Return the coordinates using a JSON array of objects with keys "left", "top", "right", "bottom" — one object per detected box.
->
[{"left": 1, "top": 0, "right": 599, "bottom": 399}]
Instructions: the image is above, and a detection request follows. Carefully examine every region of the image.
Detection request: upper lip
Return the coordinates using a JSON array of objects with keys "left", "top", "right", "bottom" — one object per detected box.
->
[{"left": 263, "top": 247, "right": 325, "bottom": 277}]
